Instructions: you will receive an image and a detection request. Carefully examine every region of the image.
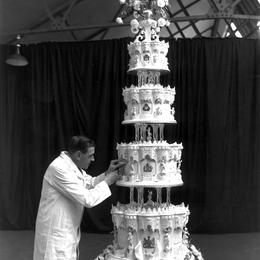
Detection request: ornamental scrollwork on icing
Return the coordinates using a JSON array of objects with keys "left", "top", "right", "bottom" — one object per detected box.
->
[
  {"left": 126, "top": 227, "right": 135, "bottom": 258},
  {"left": 126, "top": 218, "right": 138, "bottom": 231},
  {"left": 161, "top": 217, "right": 172, "bottom": 231},
  {"left": 112, "top": 226, "right": 119, "bottom": 249},
  {"left": 154, "top": 107, "right": 162, "bottom": 117},
  {"left": 112, "top": 214, "right": 124, "bottom": 229}
]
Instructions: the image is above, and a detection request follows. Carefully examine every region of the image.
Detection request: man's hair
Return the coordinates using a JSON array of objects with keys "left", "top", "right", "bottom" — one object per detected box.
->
[{"left": 68, "top": 136, "right": 95, "bottom": 154}]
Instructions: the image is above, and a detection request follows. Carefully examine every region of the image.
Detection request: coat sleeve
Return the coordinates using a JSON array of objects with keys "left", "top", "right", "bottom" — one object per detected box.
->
[
  {"left": 44, "top": 165, "right": 111, "bottom": 208},
  {"left": 82, "top": 170, "right": 96, "bottom": 189}
]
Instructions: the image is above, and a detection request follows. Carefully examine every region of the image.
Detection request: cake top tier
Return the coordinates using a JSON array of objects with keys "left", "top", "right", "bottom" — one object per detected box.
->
[
  {"left": 116, "top": 2, "right": 172, "bottom": 73},
  {"left": 127, "top": 17, "right": 170, "bottom": 73}
]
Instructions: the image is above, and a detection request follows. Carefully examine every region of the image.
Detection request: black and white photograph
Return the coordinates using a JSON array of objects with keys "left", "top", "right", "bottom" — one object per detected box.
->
[{"left": 0, "top": 0, "right": 259, "bottom": 259}]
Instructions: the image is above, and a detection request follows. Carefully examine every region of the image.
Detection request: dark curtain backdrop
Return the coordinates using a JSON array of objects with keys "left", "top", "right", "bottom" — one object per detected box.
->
[{"left": 0, "top": 38, "right": 259, "bottom": 233}]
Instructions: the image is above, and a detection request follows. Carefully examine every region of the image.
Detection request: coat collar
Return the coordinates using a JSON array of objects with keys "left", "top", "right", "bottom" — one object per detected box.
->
[{"left": 59, "top": 151, "right": 85, "bottom": 179}]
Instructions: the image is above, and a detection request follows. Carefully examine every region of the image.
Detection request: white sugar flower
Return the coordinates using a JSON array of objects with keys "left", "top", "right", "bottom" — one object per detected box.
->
[
  {"left": 155, "top": 27, "right": 161, "bottom": 33},
  {"left": 157, "top": 0, "right": 166, "bottom": 8},
  {"left": 130, "top": 19, "right": 139, "bottom": 28},
  {"left": 150, "top": 20, "right": 157, "bottom": 28},
  {"left": 116, "top": 17, "right": 123, "bottom": 24},
  {"left": 158, "top": 17, "right": 166, "bottom": 27},
  {"left": 119, "top": 0, "right": 126, "bottom": 4},
  {"left": 131, "top": 27, "right": 139, "bottom": 34},
  {"left": 133, "top": 11, "right": 139, "bottom": 18},
  {"left": 133, "top": 0, "right": 141, "bottom": 10}
]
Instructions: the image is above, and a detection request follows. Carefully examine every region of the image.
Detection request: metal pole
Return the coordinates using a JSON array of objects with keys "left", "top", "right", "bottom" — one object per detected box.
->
[{"left": 1, "top": 14, "right": 260, "bottom": 37}]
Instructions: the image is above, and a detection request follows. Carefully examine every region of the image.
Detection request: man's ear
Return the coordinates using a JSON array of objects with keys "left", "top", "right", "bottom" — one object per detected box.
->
[{"left": 75, "top": 151, "right": 81, "bottom": 160}]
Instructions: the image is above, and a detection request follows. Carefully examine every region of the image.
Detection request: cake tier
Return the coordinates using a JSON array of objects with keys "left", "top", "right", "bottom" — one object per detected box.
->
[
  {"left": 117, "top": 141, "right": 183, "bottom": 187},
  {"left": 127, "top": 25, "right": 169, "bottom": 73},
  {"left": 122, "top": 84, "right": 176, "bottom": 124},
  {"left": 128, "top": 40, "right": 169, "bottom": 73},
  {"left": 108, "top": 202, "right": 190, "bottom": 260},
  {"left": 95, "top": 201, "right": 203, "bottom": 260}
]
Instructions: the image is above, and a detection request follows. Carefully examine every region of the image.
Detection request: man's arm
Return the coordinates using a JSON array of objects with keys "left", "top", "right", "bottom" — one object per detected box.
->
[
  {"left": 45, "top": 165, "right": 113, "bottom": 208},
  {"left": 93, "top": 172, "right": 106, "bottom": 186}
]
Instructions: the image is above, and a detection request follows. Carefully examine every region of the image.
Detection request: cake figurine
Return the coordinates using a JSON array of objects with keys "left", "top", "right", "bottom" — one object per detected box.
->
[{"left": 95, "top": 1, "right": 203, "bottom": 259}]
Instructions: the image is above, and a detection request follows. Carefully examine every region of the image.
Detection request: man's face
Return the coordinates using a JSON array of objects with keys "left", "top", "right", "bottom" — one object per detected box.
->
[{"left": 78, "top": 146, "right": 95, "bottom": 170}]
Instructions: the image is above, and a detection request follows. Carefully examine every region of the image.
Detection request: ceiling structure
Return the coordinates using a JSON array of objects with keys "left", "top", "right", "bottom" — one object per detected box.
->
[{"left": 0, "top": 0, "right": 260, "bottom": 45}]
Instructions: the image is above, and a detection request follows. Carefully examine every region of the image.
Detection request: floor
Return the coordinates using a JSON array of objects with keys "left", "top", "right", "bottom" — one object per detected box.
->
[{"left": 0, "top": 231, "right": 259, "bottom": 260}]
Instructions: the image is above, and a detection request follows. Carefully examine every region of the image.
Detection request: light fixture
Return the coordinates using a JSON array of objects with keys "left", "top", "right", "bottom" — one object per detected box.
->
[{"left": 6, "top": 35, "right": 28, "bottom": 66}]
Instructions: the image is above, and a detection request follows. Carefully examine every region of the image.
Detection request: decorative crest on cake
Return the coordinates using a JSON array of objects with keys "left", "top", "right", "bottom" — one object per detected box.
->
[
  {"left": 143, "top": 236, "right": 155, "bottom": 249},
  {"left": 143, "top": 162, "right": 153, "bottom": 172}
]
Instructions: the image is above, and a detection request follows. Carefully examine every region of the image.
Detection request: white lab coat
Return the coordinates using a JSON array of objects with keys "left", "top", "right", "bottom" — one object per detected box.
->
[{"left": 33, "top": 151, "right": 111, "bottom": 260}]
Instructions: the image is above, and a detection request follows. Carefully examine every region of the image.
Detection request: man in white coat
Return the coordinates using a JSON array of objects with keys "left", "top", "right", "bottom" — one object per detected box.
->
[{"left": 33, "top": 135, "right": 127, "bottom": 260}]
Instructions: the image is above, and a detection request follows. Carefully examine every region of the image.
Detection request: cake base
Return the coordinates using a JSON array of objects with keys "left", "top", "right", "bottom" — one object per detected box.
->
[
  {"left": 95, "top": 202, "right": 204, "bottom": 260},
  {"left": 95, "top": 243, "right": 203, "bottom": 260}
]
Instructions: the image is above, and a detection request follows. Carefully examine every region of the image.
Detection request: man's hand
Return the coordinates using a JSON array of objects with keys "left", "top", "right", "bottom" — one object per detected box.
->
[
  {"left": 104, "top": 159, "right": 127, "bottom": 185},
  {"left": 104, "top": 171, "right": 119, "bottom": 186},
  {"left": 106, "top": 159, "right": 128, "bottom": 175}
]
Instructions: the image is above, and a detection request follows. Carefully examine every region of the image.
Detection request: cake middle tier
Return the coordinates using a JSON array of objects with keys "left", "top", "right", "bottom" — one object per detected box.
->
[
  {"left": 117, "top": 141, "right": 183, "bottom": 188},
  {"left": 122, "top": 84, "right": 176, "bottom": 124}
]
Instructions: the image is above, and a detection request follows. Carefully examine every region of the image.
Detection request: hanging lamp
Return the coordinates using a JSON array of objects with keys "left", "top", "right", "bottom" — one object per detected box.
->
[{"left": 6, "top": 35, "right": 28, "bottom": 66}]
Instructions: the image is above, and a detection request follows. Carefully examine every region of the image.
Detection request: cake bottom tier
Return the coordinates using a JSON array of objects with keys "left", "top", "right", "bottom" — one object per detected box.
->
[
  {"left": 95, "top": 242, "right": 203, "bottom": 260},
  {"left": 95, "top": 202, "right": 203, "bottom": 260}
]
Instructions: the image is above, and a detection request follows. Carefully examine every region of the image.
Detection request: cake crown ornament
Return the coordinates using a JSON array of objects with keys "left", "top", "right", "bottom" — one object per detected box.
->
[
  {"left": 116, "top": 3, "right": 176, "bottom": 125},
  {"left": 116, "top": 0, "right": 171, "bottom": 73},
  {"left": 95, "top": 1, "right": 203, "bottom": 259},
  {"left": 115, "top": 0, "right": 171, "bottom": 26}
]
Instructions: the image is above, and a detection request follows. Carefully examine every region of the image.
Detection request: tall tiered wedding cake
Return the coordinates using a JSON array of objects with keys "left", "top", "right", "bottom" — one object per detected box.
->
[{"left": 96, "top": 1, "right": 203, "bottom": 259}]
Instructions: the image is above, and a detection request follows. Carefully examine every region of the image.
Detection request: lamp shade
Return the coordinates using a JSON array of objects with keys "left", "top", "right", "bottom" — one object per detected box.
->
[
  {"left": 6, "top": 53, "right": 28, "bottom": 66},
  {"left": 6, "top": 43, "right": 28, "bottom": 66}
]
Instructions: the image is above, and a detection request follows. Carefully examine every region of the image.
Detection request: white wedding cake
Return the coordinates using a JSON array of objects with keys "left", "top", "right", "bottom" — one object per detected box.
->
[{"left": 95, "top": 1, "right": 203, "bottom": 260}]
